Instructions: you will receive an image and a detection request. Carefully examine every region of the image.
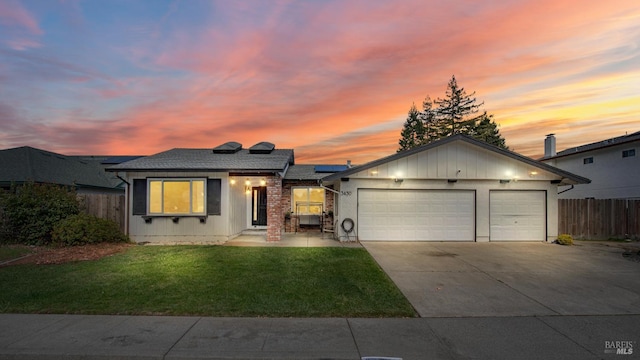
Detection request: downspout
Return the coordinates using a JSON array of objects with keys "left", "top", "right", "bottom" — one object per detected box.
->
[
  {"left": 116, "top": 173, "right": 130, "bottom": 237},
  {"left": 557, "top": 185, "right": 574, "bottom": 195}
]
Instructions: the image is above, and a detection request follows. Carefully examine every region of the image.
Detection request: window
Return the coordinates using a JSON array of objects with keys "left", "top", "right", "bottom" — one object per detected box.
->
[
  {"left": 148, "top": 179, "right": 205, "bottom": 215},
  {"left": 622, "top": 149, "right": 635, "bottom": 158},
  {"left": 583, "top": 157, "right": 594, "bottom": 164},
  {"left": 292, "top": 187, "right": 325, "bottom": 215}
]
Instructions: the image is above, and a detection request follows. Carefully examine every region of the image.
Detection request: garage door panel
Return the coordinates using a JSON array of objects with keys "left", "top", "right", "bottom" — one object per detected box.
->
[
  {"left": 358, "top": 190, "right": 475, "bottom": 241},
  {"left": 490, "top": 191, "right": 545, "bottom": 241}
]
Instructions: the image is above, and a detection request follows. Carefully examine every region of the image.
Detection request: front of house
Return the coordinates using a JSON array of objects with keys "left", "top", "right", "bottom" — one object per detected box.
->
[{"left": 109, "top": 136, "right": 589, "bottom": 243}]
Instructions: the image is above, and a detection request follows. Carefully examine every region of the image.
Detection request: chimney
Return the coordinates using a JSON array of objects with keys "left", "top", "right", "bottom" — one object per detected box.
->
[
  {"left": 346, "top": 160, "right": 352, "bottom": 168},
  {"left": 544, "top": 134, "right": 556, "bottom": 158}
]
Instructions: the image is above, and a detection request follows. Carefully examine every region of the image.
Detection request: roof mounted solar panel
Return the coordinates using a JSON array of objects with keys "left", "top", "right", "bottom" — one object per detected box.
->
[
  {"left": 249, "top": 142, "right": 275, "bottom": 154},
  {"left": 213, "top": 142, "right": 242, "bottom": 154},
  {"left": 314, "top": 165, "right": 349, "bottom": 173}
]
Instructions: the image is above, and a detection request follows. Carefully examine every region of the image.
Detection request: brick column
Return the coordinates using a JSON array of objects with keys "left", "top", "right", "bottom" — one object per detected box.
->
[{"left": 266, "top": 175, "right": 282, "bottom": 242}]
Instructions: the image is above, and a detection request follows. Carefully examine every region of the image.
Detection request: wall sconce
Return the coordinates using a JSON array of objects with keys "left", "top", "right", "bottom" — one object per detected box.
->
[
  {"left": 260, "top": 178, "right": 266, "bottom": 186},
  {"left": 230, "top": 178, "right": 236, "bottom": 185},
  {"left": 245, "top": 186, "right": 252, "bottom": 194},
  {"left": 500, "top": 179, "right": 510, "bottom": 184},
  {"left": 244, "top": 179, "right": 251, "bottom": 186},
  {"left": 529, "top": 171, "right": 538, "bottom": 177},
  {"left": 447, "top": 179, "right": 457, "bottom": 183},
  {"left": 394, "top": 177, "right": 403, "bottom": 183}
]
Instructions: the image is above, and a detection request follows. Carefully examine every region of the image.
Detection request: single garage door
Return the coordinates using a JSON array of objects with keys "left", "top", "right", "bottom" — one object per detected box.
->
[
  {"left": 358, "top": 189, "right": 475, "bottom": 241},
  {"left": 490, "top": 190, "right": 546, "bottom": 241}
]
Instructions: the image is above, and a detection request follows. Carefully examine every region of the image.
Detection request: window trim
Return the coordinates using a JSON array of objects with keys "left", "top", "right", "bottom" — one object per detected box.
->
[
  {"left": 147, "top": 178, "right": 207, "bottom": 216},
  {"left": 291, "top": 186, "right": 325, "bottom": 215}
]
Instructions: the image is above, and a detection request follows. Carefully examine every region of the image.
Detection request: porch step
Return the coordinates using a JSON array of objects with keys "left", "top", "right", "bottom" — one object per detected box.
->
[{"left": 241, "top": 229, "right": 267, "bottom": 236}]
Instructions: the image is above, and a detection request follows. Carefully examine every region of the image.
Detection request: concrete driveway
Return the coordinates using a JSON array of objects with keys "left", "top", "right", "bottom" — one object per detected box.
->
[{"left": 362, "top": 241, "right": 640, "bottom": 317}]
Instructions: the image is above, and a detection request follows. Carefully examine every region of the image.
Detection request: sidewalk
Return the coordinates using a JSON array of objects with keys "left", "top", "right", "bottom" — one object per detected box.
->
[{"left": 1, "top": 313, "right": 638, "bottom": 359}]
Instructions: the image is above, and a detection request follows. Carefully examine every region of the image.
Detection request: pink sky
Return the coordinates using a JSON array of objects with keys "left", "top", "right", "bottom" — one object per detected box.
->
[{"left": 0, "top": 0, "right": 638, "bottom": 164}]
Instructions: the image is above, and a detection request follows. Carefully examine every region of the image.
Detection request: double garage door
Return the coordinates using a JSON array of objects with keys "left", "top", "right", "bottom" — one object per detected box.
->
[{"left": 357, "top": 189, "right": 545, "bottom": 241}]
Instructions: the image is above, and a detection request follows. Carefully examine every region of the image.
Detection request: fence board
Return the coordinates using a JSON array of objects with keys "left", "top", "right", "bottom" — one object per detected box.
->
[
  {"left": 558, "top": 199, "right": 639, "bottom": 240},
  {"left": 78, "top": 194, "right": 126, "bottom": 233}
]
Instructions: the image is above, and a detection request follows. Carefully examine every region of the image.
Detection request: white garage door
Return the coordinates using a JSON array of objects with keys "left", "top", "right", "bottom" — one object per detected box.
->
[
  {"left": 490, "top": 191, "right": 546, "bottom": 241},
  {"left": 358, "top": 189, "right": 475, "bottom": 241}
]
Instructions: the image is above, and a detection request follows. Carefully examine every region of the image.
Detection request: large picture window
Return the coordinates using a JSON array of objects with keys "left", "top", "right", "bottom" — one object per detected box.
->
[
  {"left": 148, "top": 179, "right": 205, "bottom": 215},
  {"left": 292, "top": 187, "right": 325, "bottom": 215}
]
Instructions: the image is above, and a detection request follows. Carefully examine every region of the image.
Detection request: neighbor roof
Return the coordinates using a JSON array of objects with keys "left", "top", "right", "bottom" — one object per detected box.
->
[
  {"left": 107, "top": 148, "right": 294, "bottom": 172},
  {"left": 0, "top": 146, "right": 124, "bottom": 190},
  {"left": 321, "top": 134, "right": 591, "bottom": 185},
  {"left": 546, "top": 131, "right": 640, "bottom": 160},
  {"left": 284, "top": 164, "right": 349, "bottom": 181}
]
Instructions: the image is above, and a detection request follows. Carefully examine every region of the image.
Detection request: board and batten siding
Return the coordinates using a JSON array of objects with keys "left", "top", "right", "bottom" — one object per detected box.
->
[
  {"left": 332, "top": 140, "right": 561, "bottom": 242},
  {"left": 125, "top": 171, "right": 231, "bottom": 243}
]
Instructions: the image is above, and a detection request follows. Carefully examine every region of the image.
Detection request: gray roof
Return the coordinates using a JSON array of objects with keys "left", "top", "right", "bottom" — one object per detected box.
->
[
  {"left": 0, "top": 146, "right": 124, "bottom": 190},
  {"left": 284, "top": 165, "right": 348, "bottom": 181},
  {"left": 107, "top": 148, "right": 294, "bottom": 173},
  {"left": 548, "top": 131, "right": 640, "bottom": 159},
  {"left": 322, "top": 134, "right": 591, "bottom": 185}
]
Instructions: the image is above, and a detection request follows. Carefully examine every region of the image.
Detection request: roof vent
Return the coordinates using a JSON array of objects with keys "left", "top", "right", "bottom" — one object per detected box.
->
[
  {"left": 213, "top": 141, "right": 242, "bottom": 154},
  {"left": 249, "top": 142, "right": 275, "bottom": 154}
]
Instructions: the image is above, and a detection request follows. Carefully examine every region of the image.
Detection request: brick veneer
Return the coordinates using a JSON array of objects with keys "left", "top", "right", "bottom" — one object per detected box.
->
[
  {"left": 281, "top": 180, "right": 334, "bottom": 233},
  {"left": 266, "top": 176, "right": 282, "bottom": 242}
]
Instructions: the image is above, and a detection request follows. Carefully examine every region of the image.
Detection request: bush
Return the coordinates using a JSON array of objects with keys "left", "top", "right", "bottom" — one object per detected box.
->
[
  {"left": 52, "top": 213, "right": 129, "bottom": 246},
  {"left": 0, "top": 183, "right": 79, "bottom": 245},
  {"left": 556, "top": 234, "right": 574, "bottom": 246}
]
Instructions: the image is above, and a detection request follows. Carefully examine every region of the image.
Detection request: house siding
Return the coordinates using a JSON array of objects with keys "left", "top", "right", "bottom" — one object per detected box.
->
[{"left": 124, "top": 171, "right": 231, "bottom": 243}]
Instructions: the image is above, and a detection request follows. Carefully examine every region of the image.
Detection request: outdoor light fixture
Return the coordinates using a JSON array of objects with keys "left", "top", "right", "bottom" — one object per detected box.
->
[
  {"left": 245, "top": 179, "right": 251, "bottom": 186},
  {"left": 447, "top": 179, "right": 457, "bottom": 183},
  {"left": 394, "top": 177, "right": 403, "bottom": 183},
  {"left": 500, "top": 179, "right": 511, "bottom": 184},
  {"left": 230, "top": 178, "right": 236, "bottom": 185},
  {"left": 260, "top": 178, "right": 266, "bottom": 186}
]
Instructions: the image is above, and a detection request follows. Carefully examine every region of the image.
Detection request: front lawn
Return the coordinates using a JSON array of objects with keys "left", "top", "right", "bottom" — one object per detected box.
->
[{"left": 0, "top": 246, "right": 416, "bottom": 317}]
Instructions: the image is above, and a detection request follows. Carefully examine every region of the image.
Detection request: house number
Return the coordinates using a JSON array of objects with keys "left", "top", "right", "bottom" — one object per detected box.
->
[{"left": 341, "top": 191, "right": 352, "bottom": 196}]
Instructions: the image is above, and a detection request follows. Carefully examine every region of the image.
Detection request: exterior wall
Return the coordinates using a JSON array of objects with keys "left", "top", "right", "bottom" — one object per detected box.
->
[
  {"left": 334, "top": 178, "right": 559, "bottom": 242},
  {"left": 543, "top": 142, "right": 640, "bottom": 199},
  {"left": 266, "top": 175, "right": 282, "bottom": 241},
  {"left": 228, "top": 177, "right": 247, "bottom": 237},
  {"left": 124, "top": 171, "right": 231, "bottom": 243}
]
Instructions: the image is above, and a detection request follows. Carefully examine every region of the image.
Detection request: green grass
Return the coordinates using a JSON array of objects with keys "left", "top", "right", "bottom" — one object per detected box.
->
[
  {"left": 0, "top": 246, "right": 416, "bottom": 317},
  {"left": 0, "top": 246, "right": 33, "bottom": 262}
]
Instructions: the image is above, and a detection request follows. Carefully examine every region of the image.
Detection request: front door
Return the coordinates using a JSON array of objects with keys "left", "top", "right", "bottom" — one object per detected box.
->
[{"left": 252, "top": 186, "right": 267, "bottom": 226}]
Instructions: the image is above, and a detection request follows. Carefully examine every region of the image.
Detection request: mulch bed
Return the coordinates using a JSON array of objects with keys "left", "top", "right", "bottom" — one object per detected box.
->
[{"left": 1, "top": 243, "right": 132, "bottom": 266}]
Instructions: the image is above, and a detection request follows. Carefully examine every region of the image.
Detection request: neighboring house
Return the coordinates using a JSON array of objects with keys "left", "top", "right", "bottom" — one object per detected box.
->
[
  {"left": 0, "top": 146, "right": 128, "bottom": 194},
  {"left": 540, "top": 132, "right": 640, "bottom": 199},
  {"left": 321, "top": 134, "right": 590, "bottom": 242},
  {"left": 108, "top": 136, "right": 588, "bottom": 243}
]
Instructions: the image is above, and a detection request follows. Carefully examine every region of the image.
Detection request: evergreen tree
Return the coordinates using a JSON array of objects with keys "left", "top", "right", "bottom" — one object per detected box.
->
[
  {"left": 398, "top": 103, "right": 424, "bottom": 152},
  {"left": 471, "top": 112, "right": 508, "bottom": 149},
  {"left": 420, "top": 96, "right": 439, "bottom": 144},
  {"left": 434, "top": 75, "right": 483, "bottom": 138}
]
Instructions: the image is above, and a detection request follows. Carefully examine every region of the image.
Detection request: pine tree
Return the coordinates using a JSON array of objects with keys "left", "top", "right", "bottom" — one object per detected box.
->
[
  {"left": 434, "top": 75, "right": 483, "bottom": 138},
  {"left": 471, "top": 112, "right": 508, "bottom": 149},
  {"left": 420, "top": 96, "right": 438, "bottom": 144},
  {"left": 398, "top": 103, "right": 424, "bottom": 152}
]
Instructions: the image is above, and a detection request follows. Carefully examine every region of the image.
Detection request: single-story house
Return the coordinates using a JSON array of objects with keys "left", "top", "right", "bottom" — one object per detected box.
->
[
  {"left": 108, "top": 135, "right": 589, "bottom": 243},
  {"left": 0, "top": 146, "right": 129, "bottom": 194},
  {"left": 540, "top": 132, "right": 639, "bottom": 199}
]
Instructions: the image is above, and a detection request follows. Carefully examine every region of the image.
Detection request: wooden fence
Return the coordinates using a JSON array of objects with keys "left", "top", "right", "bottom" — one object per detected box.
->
[
  {"left": 78, "top": 194, "right": 126, "bottom": 233},
  {"left": 558, "top": 199, "right": 640, "bottom": 240}
]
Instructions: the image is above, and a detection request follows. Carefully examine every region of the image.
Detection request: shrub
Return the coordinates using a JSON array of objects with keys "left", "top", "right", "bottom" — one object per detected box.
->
[
  {"left": 52, "top": 213, "right": 129, "bottom": 246},
  {"left": 556, "top": 234, "right": 574, "bottom": 246},
  {"left": 0, "top": 183, "right": 79, "bottom": 245}
]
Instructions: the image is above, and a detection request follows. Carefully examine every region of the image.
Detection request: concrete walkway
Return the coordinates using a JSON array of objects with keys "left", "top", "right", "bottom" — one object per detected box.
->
[{"left": 2, "top": 313, "right": 639, "bottom": 359}]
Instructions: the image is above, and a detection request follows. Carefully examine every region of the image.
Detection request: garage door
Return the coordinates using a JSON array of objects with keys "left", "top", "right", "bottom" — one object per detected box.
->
[
  {"left": 358, "top": 189, "right": 475, "bottom": 241},
  {"left": 490, "top": 191, "right": 546, "bottom": 241}
]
